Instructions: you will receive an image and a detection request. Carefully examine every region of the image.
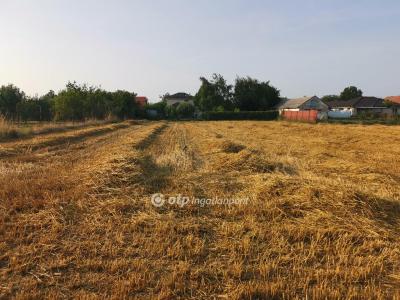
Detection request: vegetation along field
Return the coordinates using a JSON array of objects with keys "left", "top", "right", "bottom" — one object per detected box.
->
[{"left": 1, "top": 120, "right": 400, "bottom": 299}]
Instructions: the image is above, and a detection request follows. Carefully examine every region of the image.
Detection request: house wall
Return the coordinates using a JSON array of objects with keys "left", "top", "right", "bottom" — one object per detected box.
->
[
  {"left": 136, "top": 100, "right": 148, "bottom": 107},
  {"left": 328, "top": 107, "right": 355, "bottom": 118}
]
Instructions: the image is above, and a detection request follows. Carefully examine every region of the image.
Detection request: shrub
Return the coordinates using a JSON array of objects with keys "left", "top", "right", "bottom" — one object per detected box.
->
[
  {"left": 144, "top": 101, "right": 167, "bottom": 119},
  {"left": 54, "top": 82, "right": 138, "bottom": 121},
  {"left": 201, "top": 110, "right": 278, "bottom": 121},
  {"left": 176, "top": 102, "right": 195, "bottom": 119},
  {"left": 165, "top": 105, "right": 177, "bottom": 119}
]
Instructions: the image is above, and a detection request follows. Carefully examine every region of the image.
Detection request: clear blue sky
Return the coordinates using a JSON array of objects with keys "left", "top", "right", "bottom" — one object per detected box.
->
[{"left": 1, "top": 0, "right": 399, "bottom": 102}]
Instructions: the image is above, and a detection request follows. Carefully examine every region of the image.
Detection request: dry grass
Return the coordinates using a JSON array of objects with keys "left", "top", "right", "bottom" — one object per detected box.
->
[
  {"left": 0, "top": 116, "right": 23, "bottom": 140},
  {"left": 0, "top": 120, "right": 400, "bottom": 299},
  {"left": 0, "top": 116, "right": 116, "bottom": 141}
]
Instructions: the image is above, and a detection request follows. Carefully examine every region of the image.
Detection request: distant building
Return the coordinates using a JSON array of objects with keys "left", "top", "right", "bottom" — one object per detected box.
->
[
  {"left": 385, "top": 96, "right": 400, "bottom": 115},
  {"left": 385, "top": 96, "right": 400, "bottom": 105},
  {"left": 136, "top": 96, "right": 148, "bottom": 108},
  {"left": 276, "top": 96, "right": 328, "bottom": 113},
  {"left": 325, "top": 98, "right": 360, "bottom": 118},
  {"left": 327, "top": 97, "right": 392, "bottom": 118},
  {"left": 163, "top": 92, "right": 194, "bottom": 107},
  {"left": 275, "top": 96, "right": 328, "bottom": 122}
]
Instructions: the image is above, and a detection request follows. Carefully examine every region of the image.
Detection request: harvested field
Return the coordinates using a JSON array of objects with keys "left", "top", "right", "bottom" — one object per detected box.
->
[
  {"left": 0, "top": 118, "right": 117, "bottom": 142},
  {"left": 0, "top": 121, "right": 399, "bottom": 299}
]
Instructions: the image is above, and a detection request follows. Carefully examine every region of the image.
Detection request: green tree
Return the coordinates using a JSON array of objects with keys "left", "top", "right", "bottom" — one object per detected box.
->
[
  {"left": 0, "top": 84, "right": 25, "bottom": 119},
  {"left": 194, "top": 74, "right": 233, "bottom": 111},
  {"left": 233, "top": 77, "right": 280, "bottom": 111},
  {"left": 17, "top": 98, "right": 41, "bottom": 121},
  {"left": 16, "top": 90, "right": 55, "bottom": 121},
  {"left": 340, "top": 86, "right": 363, "bottom": 100},
  {"left": 85, "top": 88, "right": 110, "bottom": 119},
  {"left": 176, "top": 102, "right": 195, "bottom": 119},
  {"left": 165, "top": 105, "right": 177, "bottom": 119},
  {"left": 145, "top": 101, "right": 167, "bottom": 118},
  {"left": 38, "top": 90, "right": 56, "bottom": 120},
  {"left": 53, "top": 82, "right": 137, "bottom": 121},
  {"left": 54, "top": 82, "right": 86, "bottom": 120},
  {"left": 321, "top": 95, "right": 340, "bottom": 102},
  {"left": 110, "top": 90, "right": 137, "bottom": 119}
]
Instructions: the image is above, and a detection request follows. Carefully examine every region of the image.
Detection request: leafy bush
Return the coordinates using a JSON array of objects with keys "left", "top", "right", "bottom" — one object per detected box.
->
[
  {"left": 176, "top": 102, "right": 195, "bottom": 119},
  {"left": 202, "top": 110, "right": 278, "bottom": 120},
  {"left": 54, "top": 82, "right": 137, "bottom": 121},
  {"left": 143, "top": 101, "right": 167, "bottom": 119},
  {"left": 165, "top": 105, "right": 177, "bottom": 119}
]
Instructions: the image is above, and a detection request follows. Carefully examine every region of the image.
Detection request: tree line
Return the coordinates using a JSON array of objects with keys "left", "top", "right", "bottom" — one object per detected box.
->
[
  {"left": 0, "top": 82, "right": 139, "bottom": 121},
  {"left": 1, "top": 76, "right": 366, "bottom": 121},
  {"left": 146, "top": 74, "right": 282, "bottom": 119},
  {"left": 149, "top": 75, "right": 365, "bottom": 119}
]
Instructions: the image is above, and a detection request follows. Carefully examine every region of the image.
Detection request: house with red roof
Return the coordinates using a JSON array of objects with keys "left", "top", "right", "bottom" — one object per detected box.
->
[
  {"left": 385, "top": 96, "right": 400, "bottom": 105},
  {"left": 385, "top": 96, "right": 400, "bottom": 115},
  {"left": 135, "top": 96, "right": 148, "bottom": 108}
]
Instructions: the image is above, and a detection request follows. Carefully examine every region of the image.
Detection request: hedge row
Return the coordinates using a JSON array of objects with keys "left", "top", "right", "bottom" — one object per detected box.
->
[{"left": 202, "top": 110, "right": 279, "bottom": 120}]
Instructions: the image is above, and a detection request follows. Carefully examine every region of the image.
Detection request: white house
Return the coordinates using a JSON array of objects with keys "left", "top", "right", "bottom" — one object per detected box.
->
[
  {"left": 326, "top": 98, "right": 359, "bottom": 118},
  {"left": 163, "top": 93, "right": 194, "bottom": 107},
  {"left": 327, "top": 97, "right": 392, "bottom": 119}
]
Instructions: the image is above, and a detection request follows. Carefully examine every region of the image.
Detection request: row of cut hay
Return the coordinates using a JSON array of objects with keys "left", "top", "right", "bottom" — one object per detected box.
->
[
  {"left": 0, "top": 115, "right": 120, "bottom": 142},
  {"left": 1, "top": 120, "right": 399, "bottom": 299},
  {"left": 0, "top": 122, "right": 163, "bottom": 299},
  {"left": 177, "top": 121, "right": 400, "bottom": 299},
  {"left": 154, "top": 123, "right": 200, "bottom": 172},
  {"left": 0, "top": 121, "right": 134, "bottom": 159},
  {"left": 86, "top": 123, "right": 169, "bottom": 198}
]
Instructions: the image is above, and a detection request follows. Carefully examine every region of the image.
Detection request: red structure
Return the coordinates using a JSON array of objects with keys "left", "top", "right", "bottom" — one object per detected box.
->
[
  {"left": 135, "top": 96, "right": 148, "bottom": 108},
  {"left": 385, "top": 96, "right": 400, "bottom": 105},
  {"left": 282, "top": 110, "right": 318, "bottom": 123}
]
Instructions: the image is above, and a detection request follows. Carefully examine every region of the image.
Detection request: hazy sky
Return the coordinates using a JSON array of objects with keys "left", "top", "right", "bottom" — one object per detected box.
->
[{"left": 1, "top": 0, "right": 399, "bottom": 102}]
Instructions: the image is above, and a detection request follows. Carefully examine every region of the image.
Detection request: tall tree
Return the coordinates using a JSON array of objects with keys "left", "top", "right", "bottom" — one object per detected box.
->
[
  {"left": 110, "top": 90, "right": 137, "bottom": 119},
  {"left": 340, "top": 86, "right": 363, "bottom": 100},
  {"left": 0, "top": 84, "right": 25, "bottom": 119},
  {"left": 54, "top": 82, "right": 87, "bottom": 120},
  {"left": 38, "top": 90, "right": 56, "bottom": 120},
  {"left": 233, "top": 77, "right": 280, "bottom": 111},
  {"left": 194, "top": 74, "right": 233, "bottom": 111}
]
